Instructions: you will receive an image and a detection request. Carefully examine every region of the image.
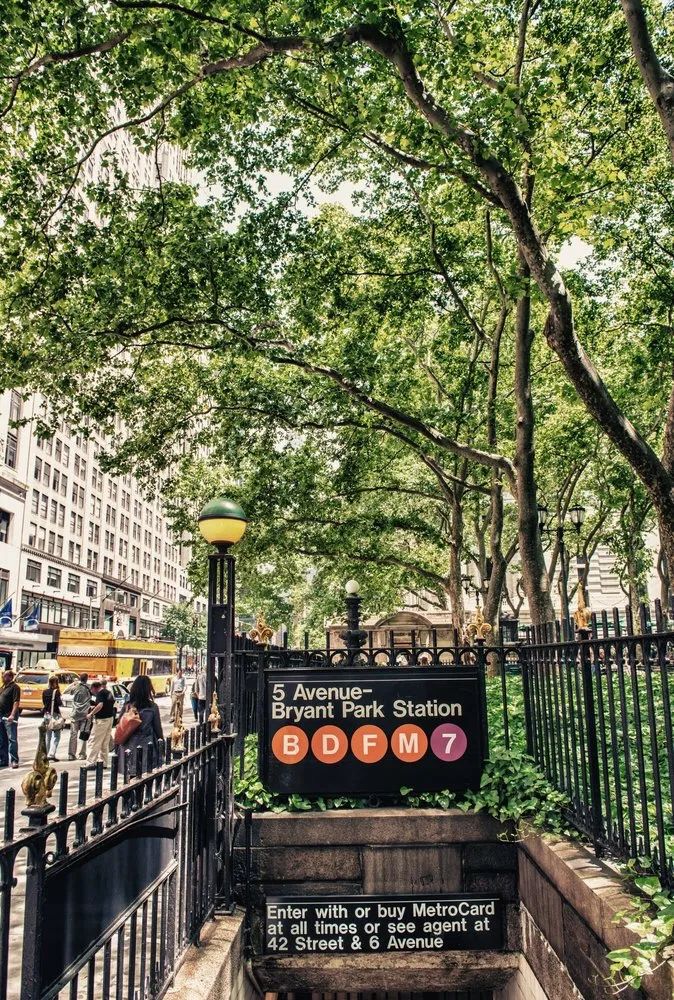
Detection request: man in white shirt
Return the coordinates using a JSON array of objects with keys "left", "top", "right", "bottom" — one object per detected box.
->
[
  {"left": 169, "top": 667, "right": 186, "bottom": 721},
  {"left": 194, "top": 668, "right": 207, "bottom": 724}
]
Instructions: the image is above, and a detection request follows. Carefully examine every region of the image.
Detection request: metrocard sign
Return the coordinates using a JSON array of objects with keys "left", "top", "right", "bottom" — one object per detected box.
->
[{"left": 260, "top": 666, "right": 488, "bottom": 796}]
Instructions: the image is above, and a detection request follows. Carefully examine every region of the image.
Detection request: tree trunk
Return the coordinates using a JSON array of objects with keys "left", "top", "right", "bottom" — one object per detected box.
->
[
  {"left": 620, "top": 0, "right": 674, "bottom": 164},
  {"left": 657, "top": 544, "right": 670, "bottom": 618},
  {"left": 448, "top": 487, "right": 465, "bottom": 632},
  {"left": 482, "top": 294, "right": 510, "bottom": 630},
  {"left": 657, "top": 517, "right": 674, "bottom": 612},
  {"left": 513, "top": 258, "right": 555, "bottom": 625}
]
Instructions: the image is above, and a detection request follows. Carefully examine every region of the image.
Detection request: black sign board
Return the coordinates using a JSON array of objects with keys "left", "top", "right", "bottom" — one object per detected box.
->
[
  {"left": 261, "top": 667, "right": 487, "bottom": 795},
  {"left": 265, "top": 894, "right": 503, "bottom": 955}
]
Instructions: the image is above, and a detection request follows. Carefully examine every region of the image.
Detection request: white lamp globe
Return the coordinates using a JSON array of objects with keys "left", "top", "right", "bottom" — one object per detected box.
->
[{"left": 345, "top": 579, "right": 360, "bottom": 596}]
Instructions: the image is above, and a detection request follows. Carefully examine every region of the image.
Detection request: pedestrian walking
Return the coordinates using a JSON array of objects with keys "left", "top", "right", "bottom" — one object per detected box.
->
[
  {"left": 0, "top": 670, "right": 21, "bottom": 769},
  {"left": 86, "top": 678, "right": 115, "bottom": 768},
  {"left": 117, "top": 675, "right": 164, "bottom": 777},
  {"left": 169, "top": 667, "right": 186, "bottom": 721},
  {"left": 195, "top": 667, "right": 207, "bottom": 724},
  {"left": 42, "top": 675, "right": 65, "bottom": 760},
  {"left": 189, "top": 678, "right": 199, "bottom": 721},
  {"left": 68, "top": 673, "right": 91, "bottom": 760}
]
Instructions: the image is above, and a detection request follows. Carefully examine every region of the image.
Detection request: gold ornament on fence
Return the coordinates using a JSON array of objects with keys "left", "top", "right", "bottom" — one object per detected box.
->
[
  {"left": 249, "top": 613, "right": 274, "bottom": 646},
  {"left": 573, "top": 585, "right": 592, "bottom": 631},
  {"left": 22, "top": 723, "right": 57, "bottom": 809},
  {"left": 171, "top": 704, "right": 185, "bottom": 753},
  {"left": 208, "top": 690, "right": 221, "bottom": 732},
  {"left": 465, "top": 607, "right": 493, "bottom": 643}
]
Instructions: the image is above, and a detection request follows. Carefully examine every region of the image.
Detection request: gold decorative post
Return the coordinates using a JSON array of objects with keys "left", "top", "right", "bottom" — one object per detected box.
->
[
  {"left": 21, "top": 722, "right": 57, "bottom": 828},
  {"left": 207, "top": 690, "right": 221, "bottom": 732},
  {"left": 573, "top": 584, "right": 592, "bottom": 632},
  {"left": 465, "top": 607, "right": 493, "bottom": 644},
  {"left": 249, "top": 613, "right": 274, "bottom": 646},
  {"left": 171, "top": 703, "right": 185, "bottom": 755}
]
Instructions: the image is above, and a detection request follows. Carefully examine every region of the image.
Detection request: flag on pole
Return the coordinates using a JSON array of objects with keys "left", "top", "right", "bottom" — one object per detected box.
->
[
  {"left": 24, "top": 602, "right": 41, "bottom": 632},
  {"left": 0, "top": 598, "right": 12, "bottom": 629}
]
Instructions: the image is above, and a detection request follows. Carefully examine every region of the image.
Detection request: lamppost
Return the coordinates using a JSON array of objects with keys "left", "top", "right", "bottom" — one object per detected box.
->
[
  {"left": 537, "top": 502, "right": 586, "bottom": 626},
  {"left": 197, "top": 497, "right": 248, "bottom": 733},
  {"left": 461, "top": 573, "right": 480, "bottom": 608},
  {"left": 568, "top": 503, "right": 587, "bottom": 603},
  {"left": 340, "top": 580, "right": 367, "bottom": 658}
]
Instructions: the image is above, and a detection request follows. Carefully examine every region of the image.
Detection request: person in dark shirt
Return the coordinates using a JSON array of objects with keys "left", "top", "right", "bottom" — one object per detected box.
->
[
  {"left": 119, "top": 675, "right": 164, "bottom": 777},
  {"left": 0, "top": 670, "right": 21, "bottom": 768},
  {"left": 42, "top": 675, "right": 64, "bottom": 761},
  {"left": 85, "top": 679, "right": 115, "bottom": 767}
]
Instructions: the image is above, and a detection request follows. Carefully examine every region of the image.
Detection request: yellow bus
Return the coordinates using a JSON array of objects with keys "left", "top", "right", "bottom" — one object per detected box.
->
[{"left": 56, "top": 630, "right": 177, "bottom": 694}]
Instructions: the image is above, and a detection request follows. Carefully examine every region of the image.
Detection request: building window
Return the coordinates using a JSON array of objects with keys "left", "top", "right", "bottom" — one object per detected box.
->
[
  {"left": 34, "top": 457, "right": 42, "bottom": 480},
  {"left": 47, "top": 566, "right": 61, "bottom": 588},
  {"left": 57, "top": 504, "right": 65, "bottom": 527},
  {"left": 86, "top": 579, "right": 98, "bottom": 598},
  {"left": 55, "top": 439, "right": 62, "bottom": 463},
  {"left": 9, "top": 391, "right": 21, "bottom": 423},
  {"left": 26, "top": 559, "right": 41, "bottom": 583},
  {"left": 4, "top": 432, "right": 17, "bottom": 469},
  {"left": 67, "top": 573, "right": 80, "bottom": 594},
  {"left": 37, "top": 526, "right": 46, "bottom": 551},
  {"left": 0, "top": 570, "right": 8, "bottom": 606},
  {"left": 0, "top": 510, "right": 9, "bottom": 544},
  {"left": 56, "top": 534, "right": 63, "bottom": 558},
  {"left": 60, "top": 475, "right": 67, "bottom": 497}
]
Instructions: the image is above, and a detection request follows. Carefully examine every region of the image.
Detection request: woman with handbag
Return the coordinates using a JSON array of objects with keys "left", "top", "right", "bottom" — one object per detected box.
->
[
  {"left": 42, "top": 675, "right": 65, "bottom": 761},
  {"left": 115, "top": 675, "right": 163, "bottom": 777}
]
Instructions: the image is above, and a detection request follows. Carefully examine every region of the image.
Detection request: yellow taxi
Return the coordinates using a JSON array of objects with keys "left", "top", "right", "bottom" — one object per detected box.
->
[{"left": 14, "top": 662, "right": 80, "bottom": 712}]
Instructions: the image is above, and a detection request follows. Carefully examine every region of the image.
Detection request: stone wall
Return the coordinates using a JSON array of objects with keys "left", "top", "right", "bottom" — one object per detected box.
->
[
  {"left": 165, "top": 913, "right": 259, "bottom": 1000},
  {"left": 519, "top": 836, "right": 674, "bottom": 1000},
  {"left": 168, "top": 811, "right": 674, "bottom": 1000},
  {"left": 239, "top": 809, "right": 521, "bottom": 993}
]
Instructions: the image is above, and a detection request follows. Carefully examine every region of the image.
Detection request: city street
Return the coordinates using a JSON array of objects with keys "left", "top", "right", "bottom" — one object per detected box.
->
[{"left": 0, "top": 695, "right": 181, "bottom": 809}]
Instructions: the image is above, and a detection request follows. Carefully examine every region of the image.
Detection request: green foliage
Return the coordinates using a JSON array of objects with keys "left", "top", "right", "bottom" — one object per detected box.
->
[
  {"left": 234, "top": 733, "right": 568, "bottom": 832},
  {"left": 1, "top": 0, "right": 673, "bottom": 632},
  {"left": 160, "top": 601, "right": 206, "bottom": 659},
  {"left": 234, "top": 678, "right": 567, "bottom": 831},
  {"left": 607, "top": 871, "right": 674, "bottom": 992}
]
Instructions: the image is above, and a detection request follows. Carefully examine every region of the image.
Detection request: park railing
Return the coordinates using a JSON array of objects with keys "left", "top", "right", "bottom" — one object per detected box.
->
[
  {"left": 520, "top": 601, "right": 674, "bottom": 887},
  {"left": 0, "top": 724, "right": 234, "bottom": 1000}
]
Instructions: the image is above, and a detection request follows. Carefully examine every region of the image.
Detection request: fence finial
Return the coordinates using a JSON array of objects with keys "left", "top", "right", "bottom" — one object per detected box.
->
[
  {"left": 249, "top": 613, "right": 274, "bottom": 646},
  {"left": 171, "top": 704, "right": 185, "bottom": 754},
  {"left": 207, "top": 690, "right": 221, "bottom": 732},
  {"left": 573, "top": 584, "right": 591, "bottom": 631},
  {"left": 465, "top": 607, "right": 493, "bottom": 643},
  {"left": 21, "top": 722, "right": 57, "bottom": 826}
]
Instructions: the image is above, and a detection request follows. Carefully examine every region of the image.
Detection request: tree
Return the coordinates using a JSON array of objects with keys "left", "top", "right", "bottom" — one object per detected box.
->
[
  {"left": 1, "top": 0, "right": 673, "bottom": 621},
  {"left": 161, "top": 602, "right": 206, "bottom": 668}
]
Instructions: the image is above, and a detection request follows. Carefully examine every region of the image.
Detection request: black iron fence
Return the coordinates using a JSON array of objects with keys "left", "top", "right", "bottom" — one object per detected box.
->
[
  {"left": 521, "top": 600, "right": 674, "bottom": 887},
  {"left": 0, "top": 725, "right": 233, "bottom": 1000}
]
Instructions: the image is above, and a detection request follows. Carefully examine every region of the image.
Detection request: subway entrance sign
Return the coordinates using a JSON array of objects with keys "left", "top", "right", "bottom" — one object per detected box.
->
[
  {"left": 265, "top": 894, "right": 504, "bottom": 954},
  {"left": 260, "top": 667, "right": 487, "bottom": 795}
]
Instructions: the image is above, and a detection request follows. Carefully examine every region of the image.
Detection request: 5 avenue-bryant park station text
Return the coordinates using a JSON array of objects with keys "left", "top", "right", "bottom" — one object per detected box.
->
[{"left": 262, "top": 668, "right": 487, "bottom": 795}]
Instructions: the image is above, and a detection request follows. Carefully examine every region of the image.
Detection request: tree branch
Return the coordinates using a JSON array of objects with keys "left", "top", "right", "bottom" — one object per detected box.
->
[{"left": 620, "top": 0, "right": 674, "bottom": 162}]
